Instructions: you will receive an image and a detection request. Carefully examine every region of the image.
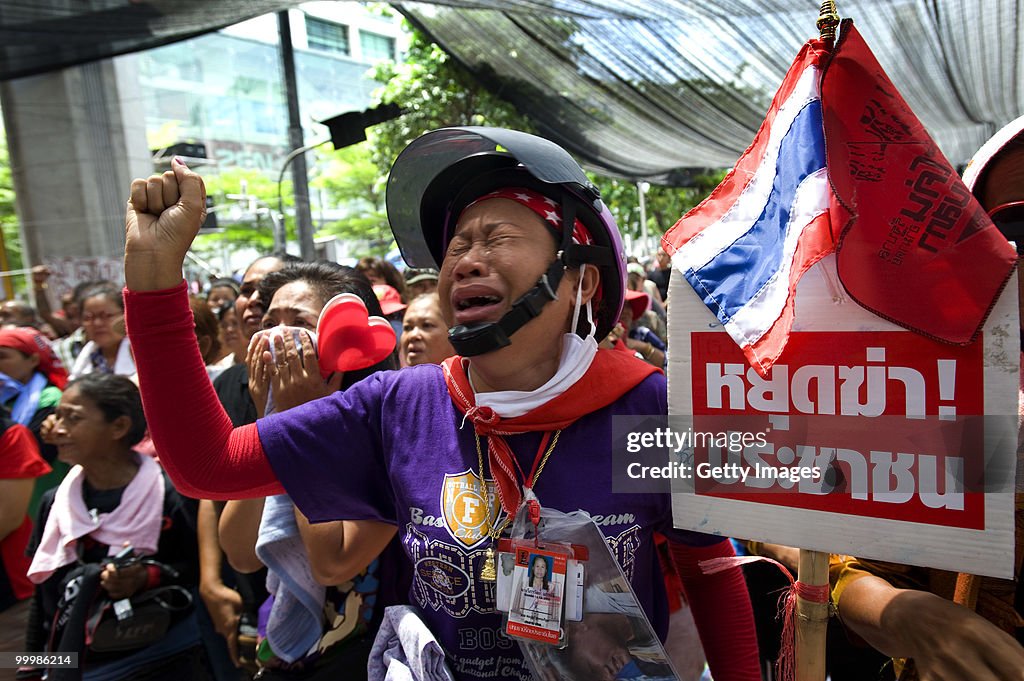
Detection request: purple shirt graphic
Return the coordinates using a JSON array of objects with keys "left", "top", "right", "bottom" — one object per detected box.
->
[{"left": 258, "top": 363, "right": 719, "bottom": 681}]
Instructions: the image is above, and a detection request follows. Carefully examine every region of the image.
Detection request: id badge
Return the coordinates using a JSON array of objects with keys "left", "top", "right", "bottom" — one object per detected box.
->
[
  {"left": 507, "top": 490, "right": 684, "bottom": 679},
  {"left": 496, "top": 540, "right": 586, "bottom": 623},
  {"left": 504, "top": 542, "right": 571, "bottom": 645}
]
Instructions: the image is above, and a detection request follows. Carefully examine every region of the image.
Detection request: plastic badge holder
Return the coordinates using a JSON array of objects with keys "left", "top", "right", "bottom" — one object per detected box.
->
[
  {"left": 506, "top": 492, "right": 683, "bottom": 681},
  {"left": 502, "top": 540, "right": 574, "bottom": 645},
  {"left": 315, "top": 293, "right": 396, "bottom": 375},
  {"left": 496, "top": 537, "right": 588, "bottom": 623}
]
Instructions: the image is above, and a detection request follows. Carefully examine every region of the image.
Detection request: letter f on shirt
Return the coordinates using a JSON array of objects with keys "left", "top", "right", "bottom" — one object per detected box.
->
[{"left": 460, "top": 495, "right": 481, "bottom": 523}]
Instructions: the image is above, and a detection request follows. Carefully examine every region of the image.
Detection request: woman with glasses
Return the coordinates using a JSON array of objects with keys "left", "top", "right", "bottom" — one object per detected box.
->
[{"left": 69, "top": 282, "right": 135, "bottom": 379}]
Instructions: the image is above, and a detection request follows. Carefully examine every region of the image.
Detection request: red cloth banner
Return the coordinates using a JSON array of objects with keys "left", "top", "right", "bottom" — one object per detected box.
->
[{"left": 824, "top": 20, "right": 1017, "bottom": 345}]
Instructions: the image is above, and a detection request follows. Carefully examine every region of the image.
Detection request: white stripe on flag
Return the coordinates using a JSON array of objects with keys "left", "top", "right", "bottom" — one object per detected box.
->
[
  {"left": 671, "top": 66, "right": 821, "bottom": 274},
  {"left": 724, "top": 167, "right": 830, "bottom": 346}
]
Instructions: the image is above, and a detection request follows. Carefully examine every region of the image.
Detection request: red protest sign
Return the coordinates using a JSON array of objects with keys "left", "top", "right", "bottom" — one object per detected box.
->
[
  {"left": 668, "top": 255, "right": 1018, "bottom": 578},
  {"left": 689, "top": 330, "right": 986, "bottom": 530}
]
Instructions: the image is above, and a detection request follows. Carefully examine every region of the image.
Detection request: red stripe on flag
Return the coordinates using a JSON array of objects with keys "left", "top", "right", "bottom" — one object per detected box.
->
[
  {"left": 745, "top": 212, "right": 834, "bottom": 372},
  {"left": 663, "top": 39, "right": 831, "bottom": 254}
]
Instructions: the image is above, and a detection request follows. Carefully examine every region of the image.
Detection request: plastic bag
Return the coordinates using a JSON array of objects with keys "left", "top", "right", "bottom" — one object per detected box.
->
[{"left": 507, "top": 490, "right": 682, "bottom": 681}]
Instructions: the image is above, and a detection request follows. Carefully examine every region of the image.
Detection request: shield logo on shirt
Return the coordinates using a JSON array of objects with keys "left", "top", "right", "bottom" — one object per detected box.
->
[{"left": 440, "top": 469, "right": 500, "bottom": 547}]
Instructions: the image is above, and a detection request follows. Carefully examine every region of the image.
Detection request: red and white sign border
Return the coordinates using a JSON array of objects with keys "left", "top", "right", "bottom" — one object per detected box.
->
[{"left": 668, "top": 254, "right": 1018, "bottom": 578}]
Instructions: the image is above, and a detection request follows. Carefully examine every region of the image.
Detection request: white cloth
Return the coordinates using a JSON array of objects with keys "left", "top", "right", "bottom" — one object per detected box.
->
[
  {"left": 471, "top": 333, "right": 598, "bottom": 418},
  {"left": 207, "top": 352, "right": 236, "bottom": 382},
  {"left": 368, "top": 605, "right": 455, "bottom": 681},
  {"left": 69, "top": 338, "right": 136, "bottom": 379},
  {"left": 27, "top": 453, "right": 164, "bottom": 584},
  {"left": 211, "top": 353, "right": 236, "bottom": 370},
  {"left": 255, "top": 494, "right": 325, "bottom": 663}
]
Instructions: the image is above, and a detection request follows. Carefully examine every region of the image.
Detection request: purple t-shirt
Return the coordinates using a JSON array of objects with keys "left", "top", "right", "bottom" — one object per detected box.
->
[{"left": 258, "top": 363, "right": 720, "bottom": 681}]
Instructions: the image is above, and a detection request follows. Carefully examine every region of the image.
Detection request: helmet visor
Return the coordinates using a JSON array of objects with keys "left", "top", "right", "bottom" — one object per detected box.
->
[{"left": 386, "top": 127, "right": 598, "bottom": 268}]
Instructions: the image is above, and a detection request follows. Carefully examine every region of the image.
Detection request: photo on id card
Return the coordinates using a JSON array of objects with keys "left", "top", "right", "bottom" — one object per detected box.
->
[{"left": 506, "top": 546, "right": 566, "bottom": 644}]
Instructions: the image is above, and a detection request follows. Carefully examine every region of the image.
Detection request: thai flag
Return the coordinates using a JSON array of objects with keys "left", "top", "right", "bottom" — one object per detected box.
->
[
  {"left": 666, "top": 22, "right": 1017, "bottom": 377},
  {"left": 662, "top": 41, "right": 835, "bottom": 377}
]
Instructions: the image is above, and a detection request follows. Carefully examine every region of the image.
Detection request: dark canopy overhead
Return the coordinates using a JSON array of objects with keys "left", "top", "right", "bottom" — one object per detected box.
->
[
  {"left": 2, "top": 1, "right": 1020, "bottom": 182},
  {"left": 0, "top": 1, "right": 304, "bottom": 81},
  {"left": 396, "top": 0, "right": 1022, "bottom": 180}
]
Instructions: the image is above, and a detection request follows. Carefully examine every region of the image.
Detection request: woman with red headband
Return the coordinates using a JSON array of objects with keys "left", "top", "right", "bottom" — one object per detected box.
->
[
  {"left": 121, "top": 128, "right": 759, "bottom": 681},
  {"left": 0, "top": 328, "right": 70, "bottom": 515},
  {"left": 0, "top": 328, "right": 68, "bottom": 440}
]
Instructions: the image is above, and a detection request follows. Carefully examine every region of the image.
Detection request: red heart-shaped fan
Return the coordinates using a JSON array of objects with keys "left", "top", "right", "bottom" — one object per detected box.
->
[{"left": 316, "top": 293, "right": 396, "bottom": 374}]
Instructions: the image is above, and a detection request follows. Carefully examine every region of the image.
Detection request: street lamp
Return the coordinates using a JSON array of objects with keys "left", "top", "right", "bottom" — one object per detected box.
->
[
  {"left": 276, "top": 138, "right": 331, "bottom": 257},
  {"left": 275, "top": 103, "right": 403, "bottom": 260}
]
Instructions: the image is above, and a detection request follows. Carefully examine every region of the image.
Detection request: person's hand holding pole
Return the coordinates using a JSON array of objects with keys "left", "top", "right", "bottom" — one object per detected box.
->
[{"left": 124, "top": 157, "right": 207, "bottom": 291}]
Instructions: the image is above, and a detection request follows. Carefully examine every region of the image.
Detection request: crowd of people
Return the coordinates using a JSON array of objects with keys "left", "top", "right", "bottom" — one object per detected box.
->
[{"left": 0, "top": 119, "right": 1016, "bottom": 681}]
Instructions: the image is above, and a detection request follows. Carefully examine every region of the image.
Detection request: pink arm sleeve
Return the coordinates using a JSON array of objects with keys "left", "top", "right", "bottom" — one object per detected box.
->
[
  {"left": 670, "top": 539, "right": 761, "bottom": 681},
  {"left": 124, "top": 282, "right": 283, "bottom": 500}
]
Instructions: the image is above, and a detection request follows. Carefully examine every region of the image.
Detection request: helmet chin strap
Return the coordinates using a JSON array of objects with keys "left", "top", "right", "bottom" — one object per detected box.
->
[{"left": 447, "top": 257, "right": 566, "bottom": 357}]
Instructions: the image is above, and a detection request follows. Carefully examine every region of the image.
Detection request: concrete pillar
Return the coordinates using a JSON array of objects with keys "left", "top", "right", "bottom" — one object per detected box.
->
[{"left": 1, "top": 55, "right": 151, "bottom": 278}]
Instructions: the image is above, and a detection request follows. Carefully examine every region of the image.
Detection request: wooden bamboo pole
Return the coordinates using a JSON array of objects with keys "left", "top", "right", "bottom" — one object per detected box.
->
[
  {"left": 794, "top": 9, "right": 840, "bottom": 681},
  {"left": 795, "top": 549, "right": 831, "bottom": 681},
  {"left": 756, "top": 11, "right": 846, "bottom": 678}
]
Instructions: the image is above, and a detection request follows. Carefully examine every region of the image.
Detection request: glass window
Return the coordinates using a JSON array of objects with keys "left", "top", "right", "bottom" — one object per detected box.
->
[
  {"left": 359, "top": 30, "right": 395, "bottom": 61},
  {"left": 306, "top": 17, "right": 349, "bottom": 55}
]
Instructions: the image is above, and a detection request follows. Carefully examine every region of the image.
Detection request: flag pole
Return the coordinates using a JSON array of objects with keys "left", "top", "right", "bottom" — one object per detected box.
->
[
  {"left": 793, "top": 2, "right": 838, "bottom": 672},
  {"left": 794, "top": 549, "right": 830, "bottom": 681}
]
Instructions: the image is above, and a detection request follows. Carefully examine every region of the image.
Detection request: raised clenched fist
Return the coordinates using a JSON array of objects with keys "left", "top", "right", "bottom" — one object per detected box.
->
[{"left": 123, "top": 157, "right": 207, "bottom": 292}]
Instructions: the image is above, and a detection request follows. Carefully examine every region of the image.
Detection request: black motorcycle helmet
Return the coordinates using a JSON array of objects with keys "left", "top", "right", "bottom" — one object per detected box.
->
[{"left": 386, "top": 127, "right": 626, "bottom": 356}]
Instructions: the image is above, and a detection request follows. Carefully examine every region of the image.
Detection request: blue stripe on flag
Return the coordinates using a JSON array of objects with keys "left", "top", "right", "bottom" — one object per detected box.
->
[{"left": 684, "top": 100, "right": 825, "bottom": 323}]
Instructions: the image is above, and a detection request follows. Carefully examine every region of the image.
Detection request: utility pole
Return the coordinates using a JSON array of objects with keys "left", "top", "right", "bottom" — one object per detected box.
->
[
  {"left": 277, "top": 10, "right": 315, "bottom": 261},
  {"left": 637, "top": 181, "right": 650, "bottom": 258}
]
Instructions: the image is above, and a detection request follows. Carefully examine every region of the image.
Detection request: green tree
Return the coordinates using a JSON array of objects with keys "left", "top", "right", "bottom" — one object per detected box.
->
[
  {"left": 589, "top": 170, "right": 728, "bottom": 253},
  {"left": 0, "top": 129, "right": 25, "bottom": 295},
  {"left": 370, "top": 28, "right": 535, "bottom": 178},
  {"left": 311, "top": 142, "right": 392, "bottom": 256},
  {"left": 368, "top": 26, "right": 727, "bottom": 255},
  {"left": 194, "top": 143, "right": 401, "bottom": 263}
]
